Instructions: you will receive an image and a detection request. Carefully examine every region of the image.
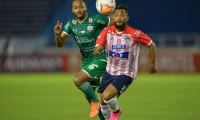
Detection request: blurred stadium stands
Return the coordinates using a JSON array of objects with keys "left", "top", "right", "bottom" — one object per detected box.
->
[
  {"left": 0, "top": 0, "right": 200, "bottom": 73},
  {"left": 0, "top": 0, "right": 64, "bottom": 36}
]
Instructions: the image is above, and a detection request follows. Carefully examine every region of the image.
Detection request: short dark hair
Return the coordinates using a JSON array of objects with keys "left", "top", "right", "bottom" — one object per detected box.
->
[{"left": 115, "top": 4, "right": 128, "bottom": 13}]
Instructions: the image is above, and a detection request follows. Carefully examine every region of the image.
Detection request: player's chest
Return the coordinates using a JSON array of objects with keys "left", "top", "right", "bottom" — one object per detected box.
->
[
  {"left": 71, "top": 22, "right": 97, "bottom": 36},
  {"left": 107, "top": 33, "right": 135, "bottom": 50}
]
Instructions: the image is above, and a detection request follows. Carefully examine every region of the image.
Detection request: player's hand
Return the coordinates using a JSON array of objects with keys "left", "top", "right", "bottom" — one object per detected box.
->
[
  {"left": 149, "top": 64, "right": 157, "bottom": 74},
  {"left": 54, "top": 21, "right": 62, "bottom": 35},
  {"left": 94, "top": 45, "right": 104, "bottom": 56}
]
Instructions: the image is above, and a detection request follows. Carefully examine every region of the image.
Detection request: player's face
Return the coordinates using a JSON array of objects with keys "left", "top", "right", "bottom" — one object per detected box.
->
[
  {"left": 114, "top": 9, "right": 129, "bottom": 31},
  {"left": 72, "top": 1, "right": 87, "bottom": 20}
]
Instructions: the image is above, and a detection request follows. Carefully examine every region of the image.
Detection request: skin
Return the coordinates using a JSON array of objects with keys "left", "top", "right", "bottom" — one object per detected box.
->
[
  {"left": 94, "top": 9, "right": 157, "bottom": 104},
  {"left": 54, "top": 0, "right": 115, "bottom": 100}
]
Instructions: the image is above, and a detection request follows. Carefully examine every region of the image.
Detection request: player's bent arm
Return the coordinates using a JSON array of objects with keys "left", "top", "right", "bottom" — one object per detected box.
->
[
  {"left": 55, "top": 33, "right": 69, "bottom": 47},
  {"left": 149, "top": 41, "right": 157, "bottom": 74},
  {"left": 93, "top": 45, "right": 104, "bottom": 56}
]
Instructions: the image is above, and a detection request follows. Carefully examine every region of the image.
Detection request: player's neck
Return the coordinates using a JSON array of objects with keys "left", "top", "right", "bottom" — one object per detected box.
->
[
  {"left": 76, "top": 13, "right": 87, "bottom": 22},
  {"left": 116, "top": 29, "right": 123, "bottom": 32}
]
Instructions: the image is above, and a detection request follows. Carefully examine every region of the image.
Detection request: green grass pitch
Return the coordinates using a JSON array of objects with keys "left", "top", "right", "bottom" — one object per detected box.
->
[{"left": 0, "top": 73, "right": 200, "bottom": 120}]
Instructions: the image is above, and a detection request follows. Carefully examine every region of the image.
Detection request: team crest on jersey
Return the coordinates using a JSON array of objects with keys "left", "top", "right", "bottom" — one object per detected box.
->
[
  {"left": 134, "top": 31, "right": 140, "bottom": 38},
  {"left": 72, "top": 20, "right": 77, "bottom": 24},
  {"left": 87, "top": 25, "right": 93, "bottom": 31},
  {"left": 89, "top": 18, "right": 93, "bottom": 23}
]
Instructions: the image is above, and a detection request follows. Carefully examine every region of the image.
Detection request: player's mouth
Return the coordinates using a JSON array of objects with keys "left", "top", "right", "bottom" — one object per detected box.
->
[{"left": 76, "top": 13, "right": 83, "bottom": 15}]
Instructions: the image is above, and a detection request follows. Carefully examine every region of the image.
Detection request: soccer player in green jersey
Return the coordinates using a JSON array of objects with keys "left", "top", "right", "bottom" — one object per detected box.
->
[{"left": 54, "top": 0, "right": 114, "bottom": 119}]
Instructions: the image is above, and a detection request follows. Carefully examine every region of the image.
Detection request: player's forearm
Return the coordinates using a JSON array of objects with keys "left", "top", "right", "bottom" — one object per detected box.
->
[
  {"left": 149, "top": 42, "right": 156, "bottom": 67},
  {"left": 94, "top": 45, "right": 104, "bottom": 56},
  {"left": 55, "top": 34, "right": 65, "bottom": 47}
]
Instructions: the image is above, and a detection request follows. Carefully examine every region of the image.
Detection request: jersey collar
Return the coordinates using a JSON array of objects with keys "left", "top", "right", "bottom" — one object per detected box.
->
[{"left": 77, "top": 13, "right": 88, "bottom": 24}]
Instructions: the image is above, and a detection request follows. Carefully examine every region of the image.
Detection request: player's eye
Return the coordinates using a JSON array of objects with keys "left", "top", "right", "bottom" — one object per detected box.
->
[{"left": 121, "top": 14, "right": 126, "bottom": 17}]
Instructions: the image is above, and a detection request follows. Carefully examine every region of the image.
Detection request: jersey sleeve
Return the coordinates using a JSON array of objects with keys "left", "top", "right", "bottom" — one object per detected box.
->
[
  {"left": 96, "top": 27, "right": 108, "bottom": 46},
  {"left": 94, "top": 14, "right": 110, "bottom": 27},
  {"left": 133, "top": 29, "right": 152, "bottom": 46},
  {"left": 62, "top": 20, "right": 72, "bottom": 35}
]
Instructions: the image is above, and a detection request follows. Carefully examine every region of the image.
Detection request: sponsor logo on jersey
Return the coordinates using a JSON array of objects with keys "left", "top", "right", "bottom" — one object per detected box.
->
[
  {"left": 87, "top": 26, "right": 93, "bottom": 31},
  {"left": 72, "top": 20, "right": 77, "bottom": 24},
  {"left": 80, "top": 31, "right": 85, "bottom": 34},
  {"left": 97, "top": 19, "right": 106, "bottom": 24},
  {"left": 109, "top": 50, "right": 129, "bottom": 59},
  {"left": 89, "top": 18, "right": 93, "bottom": 23},
  {"left": 73, "top": 27, "right": 78, "bottom": 32},
  {"left": 112, "top": 44, "right": 126, "bottom": 49},
  {"left": 75, "top": 36, "right": 93, "bottom": 43}
]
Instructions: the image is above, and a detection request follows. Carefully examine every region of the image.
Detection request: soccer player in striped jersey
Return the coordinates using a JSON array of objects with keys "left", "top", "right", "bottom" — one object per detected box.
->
[
  {"left": 54, "top": 0, "right": 114, "bottom": 119},
  {"left": 94, "top": 4, "right": 157, "bottom": 120}
]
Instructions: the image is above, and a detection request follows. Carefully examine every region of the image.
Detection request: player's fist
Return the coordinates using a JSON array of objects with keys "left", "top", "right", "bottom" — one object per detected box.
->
[{"left": 54, "top": 21, "right": 62, "bottom": 35}]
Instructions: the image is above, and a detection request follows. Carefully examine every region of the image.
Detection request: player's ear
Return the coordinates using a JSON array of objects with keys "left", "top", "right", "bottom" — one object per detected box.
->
[{"left": 126, "top": 15, "right": 129, "bottom": 21}]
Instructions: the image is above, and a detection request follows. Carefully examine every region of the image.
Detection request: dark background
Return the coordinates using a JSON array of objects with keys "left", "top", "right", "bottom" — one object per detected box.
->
[{"left": 0, "top": 0, "right": 199, "bottom": 47}]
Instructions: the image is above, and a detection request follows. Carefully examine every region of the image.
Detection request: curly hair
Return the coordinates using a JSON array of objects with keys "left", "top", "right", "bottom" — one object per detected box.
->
[{"left": 115, "top": 4, "right": 128, "bottom": 13}]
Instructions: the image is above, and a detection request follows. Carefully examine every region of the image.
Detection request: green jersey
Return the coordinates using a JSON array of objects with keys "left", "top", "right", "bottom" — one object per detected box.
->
[{"left": 63, "top": 14, "right": 110, "bottom": 64}]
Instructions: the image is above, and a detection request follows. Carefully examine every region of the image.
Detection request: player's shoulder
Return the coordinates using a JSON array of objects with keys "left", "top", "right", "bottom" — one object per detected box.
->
[
  {"left": 102, "top": 25, "right": 115, "bottom": 32},
  {"left": 86, "top": 14, "right": 100, "bottom": 19},
  {"left": 125, "top": 25, "right": 142, "bottom": 35},
  {"left": 105, "top": 25, "right": 115, "bottom": 30},
  {"left": 92, "top": 14, "right": 109, "bottom": 20},
  {"left": 87, "top": 14, "right": 95, "bottom": 17},
  {"left": 126, "top": 25, "right": 137, "bottom": 31},
  {"left": 66, "top": 18, "right": 78, "bottom": 25}
]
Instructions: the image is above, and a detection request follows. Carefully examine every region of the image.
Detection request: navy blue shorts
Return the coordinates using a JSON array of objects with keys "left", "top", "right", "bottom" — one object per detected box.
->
[{"left": 98, "top": 71, "right": 133, "bottom": 97}]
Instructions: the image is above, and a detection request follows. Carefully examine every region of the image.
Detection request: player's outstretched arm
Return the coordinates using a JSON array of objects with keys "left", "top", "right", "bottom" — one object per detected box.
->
[
  {"left": 54, "top": 21, "right": 69, "bottom": 47},
  {"left": 149, "top": 41, "right": 157, "bottom": 74}
]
